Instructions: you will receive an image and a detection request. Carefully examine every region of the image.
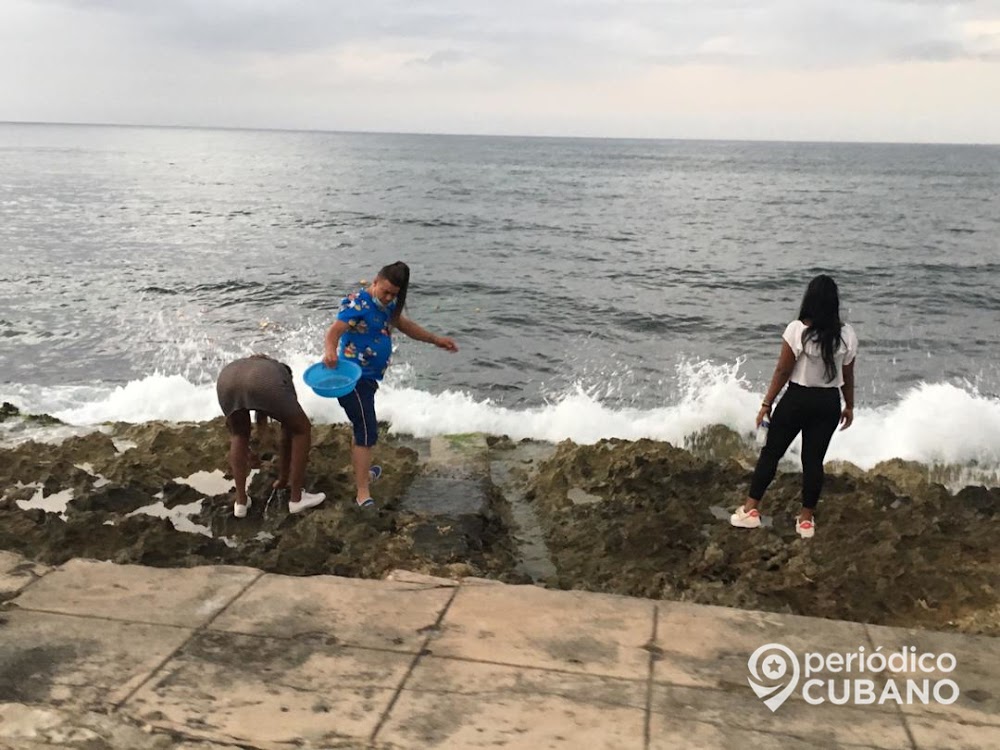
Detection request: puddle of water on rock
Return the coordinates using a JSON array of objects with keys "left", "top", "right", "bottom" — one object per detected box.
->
[
  {"left": 111, "top": 438, "right": 137, "bottom": 452},
  {"left": 708, "top": 505, "right": 730, "bottom": 521},
  {"left": 567, "top": 487, "right": 603, "bottom": 506},
  {"left": 16, "top": 486, "right": 75, "bottom": 514},
  {"left": 127, "top": 500, "right": 212, "bottom": 537},
  {"left": 74, "top": 463, "right": 110, "bottom": 488},
  {"left": 174, "top": 470, "right": 236, "bottom": 497},
  {"left": 125, "top": 473, "right": 260, "bottom": 542},
  {"left": 490, "top": 443, "right": 559, "bottom": 583}
]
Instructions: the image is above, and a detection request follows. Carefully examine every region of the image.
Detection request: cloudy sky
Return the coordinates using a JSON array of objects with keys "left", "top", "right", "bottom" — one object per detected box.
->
[{"left": 1, "top": 0, "right": 998, "bottom": 143}]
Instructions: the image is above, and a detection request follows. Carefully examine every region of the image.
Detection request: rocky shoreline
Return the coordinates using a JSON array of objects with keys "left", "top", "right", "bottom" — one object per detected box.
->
[
  {"left": 1, "top": 405, "right": 996, "bottom": 636},
  {"left": 526, "top": 437, "right": 998, "bottom": 635}
]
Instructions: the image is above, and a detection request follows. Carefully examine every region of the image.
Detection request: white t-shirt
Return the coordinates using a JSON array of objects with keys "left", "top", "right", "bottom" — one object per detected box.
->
[{"left": 783, "top": 320, "right": 858, "bottom": 388}]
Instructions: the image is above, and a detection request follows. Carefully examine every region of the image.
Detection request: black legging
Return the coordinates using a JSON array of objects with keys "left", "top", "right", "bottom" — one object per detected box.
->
[{"left": 749, "top": 382, "right": 841, "bottom": 510}]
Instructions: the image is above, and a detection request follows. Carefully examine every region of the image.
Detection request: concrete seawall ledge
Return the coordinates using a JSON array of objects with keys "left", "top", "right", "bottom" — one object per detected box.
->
[{"left": 0, "top": 551, "right": 997, "bottom": 749}]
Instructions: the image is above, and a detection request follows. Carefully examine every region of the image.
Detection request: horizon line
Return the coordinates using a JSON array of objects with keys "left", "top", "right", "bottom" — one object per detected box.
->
[{"left": 1, "top": 118, "right": 997, "bottom": 148}]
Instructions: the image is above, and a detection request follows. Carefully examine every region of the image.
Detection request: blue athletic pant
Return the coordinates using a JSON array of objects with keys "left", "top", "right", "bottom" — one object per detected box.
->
[{"left": 338, "top": 378, "right": 379, "bottom": 447}]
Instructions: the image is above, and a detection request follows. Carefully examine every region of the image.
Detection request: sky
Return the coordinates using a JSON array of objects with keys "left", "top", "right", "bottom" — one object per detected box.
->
[{"left": 1, "top": 0, "right": 998, "bottom": 143}]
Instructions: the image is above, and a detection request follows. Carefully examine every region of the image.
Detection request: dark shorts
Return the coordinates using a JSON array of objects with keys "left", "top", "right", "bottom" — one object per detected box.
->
[
  {"left": 216, "top": 356, "right": 302, "bottom": 427},
  {"left": 338, "top": 378, "right": 379, "bottom": 447}
]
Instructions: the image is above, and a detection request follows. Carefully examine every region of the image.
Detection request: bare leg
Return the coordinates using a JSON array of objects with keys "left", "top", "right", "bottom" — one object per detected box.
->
[
  {"left": 227, "top": 411, "right": 252, "bottom": 506},
  {"left": 352, "top": 444, "right": 372, "bottom": 504},
  {"left": 281, "top": 409, "right": 312, "bottom": 503},
  {"left": 249, "top": 411, "right": 268, "bottom": 469},
  {"left": 274, "top": 423, "right": 293, "bottom": 489}
]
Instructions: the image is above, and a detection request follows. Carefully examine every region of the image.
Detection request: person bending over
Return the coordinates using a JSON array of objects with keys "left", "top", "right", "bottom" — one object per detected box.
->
[{"left": 216, "top": 354, "right": 325, "bottom": 517}]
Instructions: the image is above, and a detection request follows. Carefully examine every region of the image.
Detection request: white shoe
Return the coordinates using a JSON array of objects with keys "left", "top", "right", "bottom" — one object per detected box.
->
[
  {"left": 234, "top": 498, "right": 251, "bottom": 518},
  {"left": 730, "top": 505, "right": 761, "bottom": 529},
  {"left": 288, "top": 491, "right": 326, "bottom": 514},
  {"left": 796, "top": 517, "right": 816, "bottom": 539}
]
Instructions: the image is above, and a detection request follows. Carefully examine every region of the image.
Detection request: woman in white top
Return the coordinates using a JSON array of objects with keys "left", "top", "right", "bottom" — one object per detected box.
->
[{"left": 731, "top": 274, "right": 858, "bottom": 538}]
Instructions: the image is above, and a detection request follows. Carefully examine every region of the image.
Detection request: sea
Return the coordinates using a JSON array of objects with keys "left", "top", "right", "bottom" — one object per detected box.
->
[{"left": 1, "top": 123, "right": 999, "bottom": 481}]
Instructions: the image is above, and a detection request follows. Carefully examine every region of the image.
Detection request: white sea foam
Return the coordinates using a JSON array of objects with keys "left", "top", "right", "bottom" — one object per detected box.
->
[{"left": 4, "top": 359, "right": 1000, "bottom": 483}]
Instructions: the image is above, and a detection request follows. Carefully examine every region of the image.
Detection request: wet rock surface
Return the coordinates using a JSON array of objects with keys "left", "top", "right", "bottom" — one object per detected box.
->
[
  {"left": 0, "top": 418, "right": 517, "bottom": 582},
  {"left": 525, "top": 436, "right": 999, "bottom": 636},
  {"left": 1, "top": 418, "right": 997, "bottom": 635}
]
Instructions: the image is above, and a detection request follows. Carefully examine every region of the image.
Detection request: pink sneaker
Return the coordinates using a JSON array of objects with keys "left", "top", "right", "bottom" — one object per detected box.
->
[
  {"left": 730, "top": 506, "right": 761, "bottom": 529},
  {"left": 796, "top": 517, "right": 816, "bottom": 539}
]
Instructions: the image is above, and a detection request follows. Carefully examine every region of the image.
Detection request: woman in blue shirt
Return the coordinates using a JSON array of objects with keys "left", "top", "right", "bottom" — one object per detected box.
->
[{"left": 323, "top": 261, "right": 458, "bottom": 508}]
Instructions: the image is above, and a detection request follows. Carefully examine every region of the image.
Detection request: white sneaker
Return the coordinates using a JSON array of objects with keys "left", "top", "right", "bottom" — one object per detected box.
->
[
  {"left": 234, "top": 498, "right": 251, "bottom": 518},
  {"left": 288, "top": 491, "right": 326, "bottom": 514},
  {"left": 796, "top": 517, "right": 816, "bottom": 539},
  {"left": 730, "top": 505, "right": 761, "bottom": 529}
]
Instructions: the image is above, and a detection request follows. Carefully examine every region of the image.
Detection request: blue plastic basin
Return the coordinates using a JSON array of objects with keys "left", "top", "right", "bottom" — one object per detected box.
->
[{"left": 303, "top": 360, "right": 362, "bottom": 398}]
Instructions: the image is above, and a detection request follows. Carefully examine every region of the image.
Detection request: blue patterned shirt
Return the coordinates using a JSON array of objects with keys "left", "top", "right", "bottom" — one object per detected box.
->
[{"left": 336, "top": 289, "right": 396, "bottom": 380}]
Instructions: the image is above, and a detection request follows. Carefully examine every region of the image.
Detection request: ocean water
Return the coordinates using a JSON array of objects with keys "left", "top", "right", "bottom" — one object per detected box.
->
[{"left": 1, "top": 123, "right": 999, "bottom": 477}]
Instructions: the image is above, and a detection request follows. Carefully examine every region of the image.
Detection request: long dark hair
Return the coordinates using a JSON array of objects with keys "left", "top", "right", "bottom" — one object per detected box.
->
[
  {"left": 798, "top": 274, "right": 844, "bottom": 382},
  {"left": 378, "top": 261, "right": 410, "bottom": 321}
]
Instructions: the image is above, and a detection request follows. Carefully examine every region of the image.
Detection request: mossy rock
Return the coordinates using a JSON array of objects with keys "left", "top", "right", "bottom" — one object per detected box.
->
[{"left": 0, "top": 402, "right": 63, "bottom": 425}]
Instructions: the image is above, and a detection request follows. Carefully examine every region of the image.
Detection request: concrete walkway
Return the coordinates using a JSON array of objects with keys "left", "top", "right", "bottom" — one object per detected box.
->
[{"left": 0, "top": 551, "right": 996, "bottom": 750}]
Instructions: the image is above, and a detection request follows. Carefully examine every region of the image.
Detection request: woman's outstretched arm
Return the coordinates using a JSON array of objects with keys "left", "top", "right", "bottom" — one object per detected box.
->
[{"left": 395, "top": 315, "right": 458, "bottom": 351}]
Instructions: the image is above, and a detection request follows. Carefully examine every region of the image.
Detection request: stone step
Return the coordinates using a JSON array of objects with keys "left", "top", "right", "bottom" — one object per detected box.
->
[
  {"left": 400, "top": 434, "right": 490, "bottom": 518},
  {"left": 426, "top": 433, "right": 489, "bottom": 476},
  {"left": 400, "top": 434, "right": 494, "bottom": 562},
  {"left": 400, "top": 475, "right": 490, "bottom": 517}
]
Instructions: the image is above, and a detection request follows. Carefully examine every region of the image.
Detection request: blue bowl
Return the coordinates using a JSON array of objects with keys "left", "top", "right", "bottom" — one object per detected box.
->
[{"left": 303, "top": 360, "right": 362, "bottom": 398}]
